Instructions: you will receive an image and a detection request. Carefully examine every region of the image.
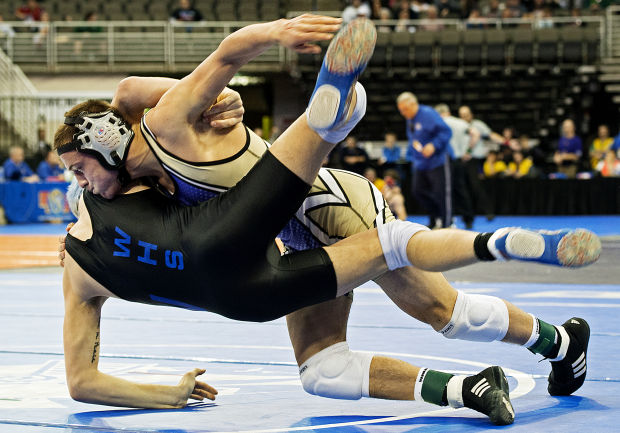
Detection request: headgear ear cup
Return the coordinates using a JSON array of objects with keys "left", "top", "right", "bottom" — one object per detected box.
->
[{"left": 57, "top": 110, "right": 135, "bottom": 170}]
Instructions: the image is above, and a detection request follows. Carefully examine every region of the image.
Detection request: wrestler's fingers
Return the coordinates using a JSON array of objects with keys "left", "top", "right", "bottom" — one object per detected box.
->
[
  {"left": 208, "top": 107, "right": 244, "bottom": 122},
  {"left": 65, "top": 222, "right": 74, "bottom": 232},
  {"left": 294, "top": 43, "right": 322, "bottom": 54},
  {"left": 195, "top": 380, "right": 218, "bottom": 395},
  {"left": 210, "top": 117, "right": 241, "bottom": 129},
  {"left": 208, "top": 97, "right": 243, "bottom": 115}
]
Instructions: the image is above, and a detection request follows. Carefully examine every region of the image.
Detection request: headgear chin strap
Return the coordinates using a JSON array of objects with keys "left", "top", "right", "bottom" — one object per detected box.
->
[{"left": 57, "top": 110, "right": 135, "bottom": 171}]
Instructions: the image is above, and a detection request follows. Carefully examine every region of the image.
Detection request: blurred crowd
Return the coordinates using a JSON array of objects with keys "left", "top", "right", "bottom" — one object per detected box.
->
[
  {"left": 1, "top": 128, "right": 67, "bottom": 183},
  {"left": 344, "top": 0, "right": 611, "bottom": 31}
]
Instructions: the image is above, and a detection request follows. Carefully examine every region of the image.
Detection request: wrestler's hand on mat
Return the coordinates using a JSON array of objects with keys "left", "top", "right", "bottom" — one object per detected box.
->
[
  {"left": 203, "top": 87, "right": 244, "bottom": 129},
  {"left": 58, "top": 222, "right": 74, "bottom": 267},
  {"left": 177, "top": 368, "right": 218, "bottom": 406},
  {"left": 276, "top": 14, "right": 342, "bottom": 54}
]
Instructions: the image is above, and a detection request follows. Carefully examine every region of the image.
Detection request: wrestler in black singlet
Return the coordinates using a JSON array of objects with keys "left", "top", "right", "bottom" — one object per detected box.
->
[{"left": 65, "top": 152, "right": 337, "bottom": 322}]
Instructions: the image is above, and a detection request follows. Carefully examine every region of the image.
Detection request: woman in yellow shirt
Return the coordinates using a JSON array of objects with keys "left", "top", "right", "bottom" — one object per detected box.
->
[
  {"left": 590, "top": 124, "right": 614, "bottom": 169},
  {"left": 483, "top": 151, "right": 507, "bottom": 177},
  {"left": 506, "top": 151, "right": 533, "bottom": 178}
]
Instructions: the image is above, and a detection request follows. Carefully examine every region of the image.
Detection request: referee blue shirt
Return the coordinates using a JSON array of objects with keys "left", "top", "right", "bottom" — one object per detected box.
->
[{"left": 405, "top": 105, "right": 452, "bottom": 170}]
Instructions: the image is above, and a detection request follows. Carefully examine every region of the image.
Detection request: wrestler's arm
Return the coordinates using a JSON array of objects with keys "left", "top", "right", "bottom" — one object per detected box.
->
[
  {"left": 62, "top": 261, "right": 217, "bottom": 408},
  {"left": 111, "top": 77, "right": 244, "bottom": 128},
  {"left": 153, "top": 15, "right": 341, "bottom": 126}
]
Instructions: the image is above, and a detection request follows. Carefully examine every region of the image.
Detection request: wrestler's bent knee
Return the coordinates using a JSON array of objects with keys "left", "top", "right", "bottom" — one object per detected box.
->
[{"left": 299, "top": 342, "right": 373, "bottom": 399}]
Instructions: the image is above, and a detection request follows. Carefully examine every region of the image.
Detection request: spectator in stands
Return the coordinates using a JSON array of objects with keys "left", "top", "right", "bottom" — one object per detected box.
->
[
  {"left": 33, "top": 127, "right": 51, "bottom": 166},
  {"left": 436, "top": 103, "right": 475, "bottom": 228},
  {"left": 370, "top": 0, "right": 389, "bottom": 19},
  {"left": 533, "top": 0, "right": 555, "bottom": 29},
  {"left": 342, "top": 0, "right": 372, "bottom": 23},
  {"left": 458, "top": 105, "right": 494, "bottom": 168},
  {"left": 376, "top": 7, "right": 394, "bottom": 33},
  {"left": 553, "top": 118, "right": 582, "bottom": 179},
  {"left": 506, "top": 0, "right": 526, "bottom": 17},
  {"left": 73, "top": 12, "right": 104, "bottom": 56},
  {"left": 612, "top": 130, "right": 620, "bottom": 155},
  {"left": 518, "top": 134, "right": 545, "bottom": 173},
  {"left": 595, "top": 149, "right": 620, "bottom": 177},
  {"left": 32, "top": 10, "right": 49, "bottom": 47},
  {"left": 363, "top": 166, "right": 385, "bottom": 190},
  {"left": 458, "top": 105, "right": 495, "bottom": 219},
  {"left": 339, "top": 135, "right": 369, "bottom": 175},
  {"left": 393, "top": 0, "right": 418, "bottom": 20},
  {"left": 15, "top": 0, "right": 43, "bottom": 22},
  {"left": 2, "top": 146, "right": 39, "bottom": 183},
  {"left": 395, "top": 8, "right": 416, "bottom": 33},
  {"left": 419, "top": 5, "right": 444, "bottom": 31},
  {"left": 363, "top": 167, "right": 408, "bottom": 220},
  {"left": 382, "top": 168, "right": 408, "bottom": 220},
  {"left": 37, "top": 149, "right": 65, "bottom": 181},
  {"left": 397, "top": 92, "right": 453, "bottom": 229},
  {"left": 590, "top": 124, "right": 613, "bottom": 169},
  {"left": 170, "top": 0, "right": 203, "bottom": 23},
  {"left": 0, "top": 14, "right": 15, "bottom": 38},
  {"left": 493, "top": 126, "right": 520, "bottom": 150},
  {"left": 500, "top": 7, "right": 517, "bottom": 27},
  {"left": 483, "top": 150, "right": 507, "bottom": 177},
  {"left": 379, "top": 132, "right": 401, "bottom": 167},
  {"left": 506, "top": 150, "right": 534, "bottom": 178},
  {"left": 411, "top": 0, "right": 430, "bottom": 16},
  {"left": 435, "top": 0, "right": 461, "bottom": 18},
  {"left": 76, "top": 11, "right": 103, "bottom": 32},
  {"left": 484, "top": 0, "right": 503, "bottom": 18},
  {"left": 466, "top": 9, "right": 486, "bottom": 29}
]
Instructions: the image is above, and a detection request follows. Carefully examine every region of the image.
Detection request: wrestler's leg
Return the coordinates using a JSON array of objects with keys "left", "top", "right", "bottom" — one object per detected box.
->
[
  {"left": 375, "top": 267, "right": 532, "bottom": 344},
  {"left": 286, "top": 286, "right": 513, "bottom": 425}
]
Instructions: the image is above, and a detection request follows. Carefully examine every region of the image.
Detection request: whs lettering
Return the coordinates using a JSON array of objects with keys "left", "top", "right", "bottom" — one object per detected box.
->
[{"left": 112, "top": 226, "right": 184, "bottom": 270}]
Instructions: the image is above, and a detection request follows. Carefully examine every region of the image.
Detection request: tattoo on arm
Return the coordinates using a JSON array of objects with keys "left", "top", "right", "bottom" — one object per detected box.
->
[{"left": 91, "top": 320, "right": 100, "bottom": 364}]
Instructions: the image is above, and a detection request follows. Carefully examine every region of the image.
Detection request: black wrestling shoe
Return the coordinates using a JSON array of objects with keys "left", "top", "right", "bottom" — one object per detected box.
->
[
  {"left": 548, "top": 317, "right": 590, "bottom": 396},
  {"left": 463, "top": 366, "right": 515, "bottom": 426}
]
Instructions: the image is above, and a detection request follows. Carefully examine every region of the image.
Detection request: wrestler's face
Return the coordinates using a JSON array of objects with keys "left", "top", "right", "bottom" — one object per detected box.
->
[{"left": 60, "top": 151, "right": 122, "bottom": 199}]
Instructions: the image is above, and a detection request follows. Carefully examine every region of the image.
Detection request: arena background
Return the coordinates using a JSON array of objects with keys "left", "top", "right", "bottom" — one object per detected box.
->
[{"left": 1, "top": 1, "right": 620, "bottom": 432}]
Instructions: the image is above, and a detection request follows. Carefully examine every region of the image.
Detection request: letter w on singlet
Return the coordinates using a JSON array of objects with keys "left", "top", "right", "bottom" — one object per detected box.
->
[{"left": 113, "top": 226, "right": 131, "bottom": 257}]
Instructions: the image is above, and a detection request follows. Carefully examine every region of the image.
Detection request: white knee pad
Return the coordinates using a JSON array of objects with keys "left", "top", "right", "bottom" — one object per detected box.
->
[
  {"left": 299, "top": 342, "right": 373, "bottom": 400},
  {"left": 377, "top": 220, "right": 430, "bottom": 270},
  {"left": 439, "top": 290, "right": 509, "bottom": 342}
]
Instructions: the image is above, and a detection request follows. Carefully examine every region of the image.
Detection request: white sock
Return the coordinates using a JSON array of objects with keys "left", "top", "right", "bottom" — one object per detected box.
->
[
  {"left": 312, "top": 82, "right": 367, "bottom": 144},
  {"left": 446, "top": 375, "right": 465, "bottom": 408}
]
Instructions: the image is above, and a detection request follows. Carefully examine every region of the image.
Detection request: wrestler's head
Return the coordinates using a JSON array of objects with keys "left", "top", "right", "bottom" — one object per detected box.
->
[{"left": 54, "top": 100, "right": 132, "bottom": 199}]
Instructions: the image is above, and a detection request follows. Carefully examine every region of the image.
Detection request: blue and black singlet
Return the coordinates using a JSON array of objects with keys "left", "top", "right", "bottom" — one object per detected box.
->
[{"left": 65, "top": 151, "right": 337, "bottom": 322}]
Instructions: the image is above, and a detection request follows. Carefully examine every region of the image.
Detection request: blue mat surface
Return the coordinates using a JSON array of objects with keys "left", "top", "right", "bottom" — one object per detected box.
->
[{"left": 0, "top": 269, "right": 618, "bottom": 432}]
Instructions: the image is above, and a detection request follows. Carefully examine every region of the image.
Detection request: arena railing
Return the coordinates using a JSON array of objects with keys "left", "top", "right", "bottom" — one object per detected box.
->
[
  {"left": 0, "top": 16, "right": 605, "bottom": 74},
  {"left": 0, "top": 92, "right": 112, "bottom": 154},
  {"left": 0, "top": 49, "right": 38, "bottom": 149},
  {"left": 606, "top": 6, "right": 620, "bottom": 58},
  {"left": 0, "top": 21, "right": 285, "bottom": 73}
]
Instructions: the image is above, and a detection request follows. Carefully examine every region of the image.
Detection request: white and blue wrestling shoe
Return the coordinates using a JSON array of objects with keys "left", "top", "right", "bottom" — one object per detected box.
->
[
  {"left": 307, "top": 17, "right": 376, "bottom": 133},
  {"left": 489, "top": 227, "right": 601, "bottom": 267}
]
